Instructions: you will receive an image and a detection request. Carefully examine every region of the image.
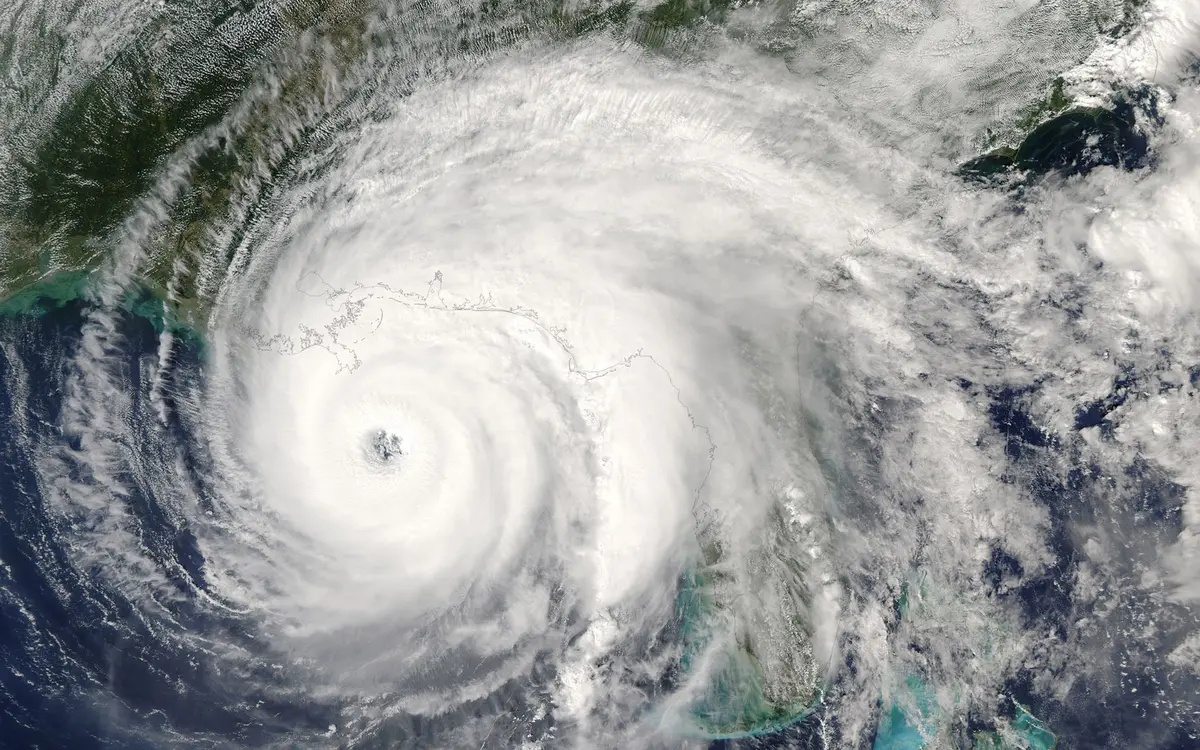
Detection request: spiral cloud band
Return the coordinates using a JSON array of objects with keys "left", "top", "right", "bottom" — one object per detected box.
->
[
  {"left": 217, "top": 42, "right": 826, "bottom": 722},
  {"left": 194, "top": 45, "right": 848, "bottom": 741},
  {"left": 17, "top": 2, "right": 1199, "bottom": 747}
]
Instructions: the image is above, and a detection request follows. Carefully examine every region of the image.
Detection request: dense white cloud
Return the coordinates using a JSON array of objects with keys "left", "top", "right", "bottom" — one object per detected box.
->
[{"left": 39, "top": 1, "right": 1200, "bottom": 747}]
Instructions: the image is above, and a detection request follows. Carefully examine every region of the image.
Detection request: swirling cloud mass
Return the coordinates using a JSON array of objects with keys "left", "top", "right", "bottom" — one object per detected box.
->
[{"left": 2, "top": 0, "right": 1200, "bottom": 748}]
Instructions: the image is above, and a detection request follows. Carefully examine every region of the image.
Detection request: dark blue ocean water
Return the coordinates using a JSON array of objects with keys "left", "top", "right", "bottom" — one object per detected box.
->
[
  {"left": 0, "top": 296, "right": 1196, "bottom": 750},
  {"left": 0, "top": 299, "right": 341, "bottom": 749}
]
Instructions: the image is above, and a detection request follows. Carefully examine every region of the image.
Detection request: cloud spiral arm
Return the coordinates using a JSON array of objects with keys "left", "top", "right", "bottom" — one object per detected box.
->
[{"left": 26, "top": 4, "right": 1200, "bottom": 746}]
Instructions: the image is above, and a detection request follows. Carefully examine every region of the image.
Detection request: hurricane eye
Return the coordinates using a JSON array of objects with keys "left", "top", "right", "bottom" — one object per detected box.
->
[
  {"left": 368, "top": 429, "right": 404, "bottom": 462},
  {"left": 10, "top": 2, "right": 1184, "bottom": 746}
]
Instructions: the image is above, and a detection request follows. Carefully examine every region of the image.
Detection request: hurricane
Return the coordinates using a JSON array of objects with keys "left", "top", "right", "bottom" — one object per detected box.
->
[{"left": 1, "top": 0, "right": 1198, "bottom": 748}]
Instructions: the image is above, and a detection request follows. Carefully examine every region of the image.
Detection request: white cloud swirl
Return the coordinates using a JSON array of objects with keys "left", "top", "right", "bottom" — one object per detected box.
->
[
  {"left": 41, "top": 2, "right": 1200, "bottom": 746},
  {"left": 196, "top": 42, "right": 847, "bottom": 742}
]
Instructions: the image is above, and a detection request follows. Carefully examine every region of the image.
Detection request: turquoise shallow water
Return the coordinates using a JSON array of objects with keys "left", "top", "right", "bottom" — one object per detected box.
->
[
  {"left": 673, "top": 570, "right": 821, "bottom": 740},
  {"left": 0, "top": 270, "right": 203, "bottom": 351},
  {"left": 873, "top": 675, "right": 1057, "bottom": 750},
  {"left": 872, "top": 676, "right": 937, "bottom": 750},
  {"left": 3, "top": 0, "right": 1198, "bottom": 745}
]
